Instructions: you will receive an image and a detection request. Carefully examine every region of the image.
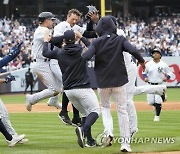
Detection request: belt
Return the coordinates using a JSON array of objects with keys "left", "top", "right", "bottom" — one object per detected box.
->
[
  {"left": 33, "top": 59, "right": 50, "bottom": 62},
  {"left": 148, "top": 82, "right": 159, "bottom": 85}
]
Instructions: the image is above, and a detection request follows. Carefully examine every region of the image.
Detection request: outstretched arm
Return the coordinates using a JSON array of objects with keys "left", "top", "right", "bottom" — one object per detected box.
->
[
  {"left": 122, "top": 37, "right": 145, "bottom": 70},
  {"left": 0, "top": 42, "right": 23, "bottom": 68}
]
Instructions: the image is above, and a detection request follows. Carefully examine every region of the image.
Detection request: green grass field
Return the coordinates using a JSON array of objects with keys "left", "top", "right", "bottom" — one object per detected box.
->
[
  {"left": 0, "top": 88, "right": 180, "bottom": 153},
  {"left": 0, "top": 111, "right": 180, "bottom": 154}
]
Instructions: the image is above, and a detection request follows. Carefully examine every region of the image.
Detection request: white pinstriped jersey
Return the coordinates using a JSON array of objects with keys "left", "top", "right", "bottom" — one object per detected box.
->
[
  {"left": 53, "top": 21, "right": 85, "bottom": 37},
  {"left": 31, "top": 26, "right": 49, "bottom": 60},
  {"left": 144, "top": 60, "right": 175, "bottom": 83}
]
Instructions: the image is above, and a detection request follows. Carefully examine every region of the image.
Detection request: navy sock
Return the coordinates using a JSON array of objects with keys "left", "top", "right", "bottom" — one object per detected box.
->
[
  {"left": 86, "top": 127, "right": 94, "bottom": 142},
  {"left": 0, "top": 119, "right": 12, "bottom": 141},
  {"left": 82, "top": 112, "right": 98, "bottom": 134},
  {"left": 155, "top": 103, "right": 162, "bottom": 116},
  {"left": 61, "top": 92, "right": 69, "bottom": 113},
  {"left": 72, "top": 105, "right": 80, "bottom": 119}
]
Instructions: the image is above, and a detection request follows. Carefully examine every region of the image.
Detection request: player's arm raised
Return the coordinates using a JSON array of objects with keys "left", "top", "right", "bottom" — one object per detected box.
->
[{"left": 42, "top": 29, "right": 62, "bottom": 59}]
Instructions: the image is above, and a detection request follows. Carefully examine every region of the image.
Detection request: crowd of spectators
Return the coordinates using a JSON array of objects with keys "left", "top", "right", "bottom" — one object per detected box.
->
[
  {"left": 0, "top": 14, "right": 179, "bottom": 72},
  {"left": 118, "top": 17, "right": 180, "bottom": 57}
]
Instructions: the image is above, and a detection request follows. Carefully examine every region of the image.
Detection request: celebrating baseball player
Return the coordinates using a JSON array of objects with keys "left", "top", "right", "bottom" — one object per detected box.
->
[
  {"left": 53, "top": 8, "right": 98, "bottom": 126},
  {"left": 109, "top": 16, "right": 167, "bottom": 140},
  {"left": 82, "top": 16, "right": 146, "bottom": 152},
  {"left": 42, "top": 29, "right": 100, "bottom": 148},
  {"left": 143, "top": 48, "right": 175, "bottom": 121},
  {"left": 25, "top": 12, "right": 62, "bottom": 111}
]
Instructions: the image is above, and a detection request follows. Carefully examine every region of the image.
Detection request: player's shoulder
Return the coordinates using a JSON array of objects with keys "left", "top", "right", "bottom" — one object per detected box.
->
[
  {"left": 159, "top": 60, "right": 168, "bottom": 66},
  {"left": 55, "top": 21, "right": 68, "bottom": 28},
  {"left": 145, "top": 59, "right": 153, "bottom": 65},
  {"left": 35, "top": 26, "right": 48, "bottom": 34}
]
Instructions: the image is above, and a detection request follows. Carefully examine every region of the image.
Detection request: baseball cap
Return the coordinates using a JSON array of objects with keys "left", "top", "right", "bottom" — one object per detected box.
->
[
  {"left": 38, "top": 12, "right": 56, "bottom": 20},
  {"left": 64, "top": 30, "right": 75, "bottom": 44}
]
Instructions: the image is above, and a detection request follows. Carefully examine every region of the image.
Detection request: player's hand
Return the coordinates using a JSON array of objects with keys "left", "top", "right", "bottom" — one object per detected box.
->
[
  {"left": 5, "top": 75, "right": 15, "bottom": 83},
  {"left": 44, "top": 29, "right": 52, "bottom": 42},
  {"left": 144, "top": 78, "right": 149, "bottom": 82},
  {"left": 163, "top": 77, "right": 167, "bottom": 82},
  {"left": 75, "top": 31, "right": 83, "bottom": 40},
  {"left": 139, "top": 62, "right": 146, "bottom": 71},
  {"left": 86, "top": 11, "right": 99, "bottom": 23}
]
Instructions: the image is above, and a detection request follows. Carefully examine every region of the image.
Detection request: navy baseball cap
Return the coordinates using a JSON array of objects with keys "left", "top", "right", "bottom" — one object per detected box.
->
[{"left": 64, "top": 30, "right": 75, "bottom": 44}]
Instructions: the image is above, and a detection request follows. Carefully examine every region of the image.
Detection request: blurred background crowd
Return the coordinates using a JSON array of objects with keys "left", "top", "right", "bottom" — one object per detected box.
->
[{"left": 0, "top": 13, "right": 179, "bottom": 73}]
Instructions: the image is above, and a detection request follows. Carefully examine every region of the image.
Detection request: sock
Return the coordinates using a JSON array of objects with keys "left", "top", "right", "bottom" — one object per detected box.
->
[
  {"left": 82, "top": 112, "right": 98, "bottom": 134},
  {"left": 81, "top": 117, "right": 93, "bottom": 141},
  {"left": 61, "top": 92, "right": 69, "bottom": 113},
  {"left": 154, "top": 103, "right": 162, "bottom": 116},
  {"left": 0, "top": 119, "right": 12, "bottom": 141},
  {"left": 86, "top": 127, "right": 94, "bottom": 142},
  {"left": 72, "top": 105, "right": 80, "bottom": 119}
]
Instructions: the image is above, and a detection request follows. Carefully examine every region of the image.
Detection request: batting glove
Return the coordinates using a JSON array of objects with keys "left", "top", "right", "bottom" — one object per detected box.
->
[{"left": 5, "top": 75, "right": 16, "bottom": 83}]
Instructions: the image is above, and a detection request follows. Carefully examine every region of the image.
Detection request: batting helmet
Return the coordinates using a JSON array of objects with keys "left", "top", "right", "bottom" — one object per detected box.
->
[
  {"left": 152, "top": 48, "right": 162, "bottom": 57},
  {"left": 85, "top": 5, "right": 99, "bottom": 19},
  {"left": 38, "top": 12, "right": 56, "bottom": 23}
]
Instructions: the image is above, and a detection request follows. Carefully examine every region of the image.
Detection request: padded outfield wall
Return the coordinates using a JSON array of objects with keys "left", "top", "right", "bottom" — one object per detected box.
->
[{"left": 0, "top": 57, "right": 179, "bottom": 93}]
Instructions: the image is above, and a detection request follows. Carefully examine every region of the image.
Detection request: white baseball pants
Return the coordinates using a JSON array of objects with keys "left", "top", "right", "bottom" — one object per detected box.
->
[
  {"left": 99, "top": 85, "right": 130, "bottom": 146},
  {"left": 64, "top": 88, "right": 100, "bottom": 117}
]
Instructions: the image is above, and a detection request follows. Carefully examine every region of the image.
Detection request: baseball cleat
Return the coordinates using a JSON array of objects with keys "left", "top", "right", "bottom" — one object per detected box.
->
[
  {"left": 58, "top": 111, "right": 72, "bottom": 125},
  {"left": 13, "top": 134, "right": 29, "bottom": 144},
  {"left": 47, "top": 101, "right": 62, "bottom": 109},
  {"left": 120, "top": 145, "right": 132, "bottom": 152},
  {"left": 18, "top": 138, "right": 29, "bottom": 144},
  {"left": 6, "top": 134, "right": 25, "bottom": 147},
  {"left": 75, "top": 127, "right": 85, "bottom": 148},
  {"left": 72, "top": 117, "right": 82, "bottom": 127},
  {"left": 102, "top": 135, "right": 113, "bottom": 147},
  {"left": 26, "top": 94, "right": 32, "bottom": 111},
  {"left": 85, "top": 139, "right": 98, "bottom": 148},
  {"left": 154, "top": 116, "right": 160, "bottom": 122},
  {"left": 130, "top": 128, "right": 138, "bottom": 139}
]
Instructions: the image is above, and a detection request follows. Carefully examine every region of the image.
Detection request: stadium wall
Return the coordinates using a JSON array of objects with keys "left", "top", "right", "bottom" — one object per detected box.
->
[{"left": 0, "top": 57, "right": 179, "bottom": 93}]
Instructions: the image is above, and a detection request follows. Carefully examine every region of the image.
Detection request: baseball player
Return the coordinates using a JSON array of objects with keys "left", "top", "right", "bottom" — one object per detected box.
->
[
  {"left": 143, "top": 48, "right": 175, "bottom": 121},
  {"left": 53, "top": 8, "right": 98, "bottom": 126},
  {"left": 0, "top": 42, "right": 28, "bottom": 147},
  {"left": 25, "top": 12, "right": 62, "bottom": 111},
  {"left": 42, "top": 29, "right": 100, "bottom": 148},
  {"left": 82, "top": 16, "right": 146, "bottom": 152},
  {"left": 0, "top": 76, "right": 28, "bottom": 147}
]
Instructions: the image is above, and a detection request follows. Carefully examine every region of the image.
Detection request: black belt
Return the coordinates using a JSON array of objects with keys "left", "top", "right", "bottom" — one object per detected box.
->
[
  {"left": 148, "top": 82, "right": 159, "bottom": 85},
  {"left": 33, "top": 59, "right": 50, "bottom": 62}
]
